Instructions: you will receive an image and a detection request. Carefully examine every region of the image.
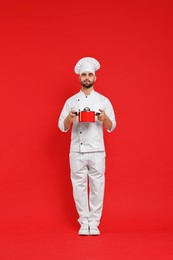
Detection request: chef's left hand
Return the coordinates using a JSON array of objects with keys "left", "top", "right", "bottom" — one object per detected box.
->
[{"left": 97, "top": 109, "right": 107, "bottom": 122}]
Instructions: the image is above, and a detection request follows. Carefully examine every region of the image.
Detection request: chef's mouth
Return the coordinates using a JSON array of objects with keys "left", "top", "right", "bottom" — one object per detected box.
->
[{"left": 84, "top": 80, "right": 90, "bottom": 83}]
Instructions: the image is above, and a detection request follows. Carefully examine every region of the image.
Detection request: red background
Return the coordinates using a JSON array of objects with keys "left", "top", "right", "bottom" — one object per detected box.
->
[{"left": 0, "top": 0, "right": 173, "bottom": 259}]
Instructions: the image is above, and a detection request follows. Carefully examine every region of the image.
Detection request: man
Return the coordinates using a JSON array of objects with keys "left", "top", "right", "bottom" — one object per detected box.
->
[{"left": 58, "top": 57, "right": 116, "bottom": 235}]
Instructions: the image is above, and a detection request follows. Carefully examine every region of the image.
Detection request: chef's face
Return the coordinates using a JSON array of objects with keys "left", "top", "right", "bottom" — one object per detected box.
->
[{"left": 79, "top": 71, "right": 96, "bottom": 89}]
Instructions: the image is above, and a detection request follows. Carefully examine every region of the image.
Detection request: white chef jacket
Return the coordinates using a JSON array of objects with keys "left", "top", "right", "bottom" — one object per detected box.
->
[{"left": 58, "top": 90, "right": 116, "bottom": 153}]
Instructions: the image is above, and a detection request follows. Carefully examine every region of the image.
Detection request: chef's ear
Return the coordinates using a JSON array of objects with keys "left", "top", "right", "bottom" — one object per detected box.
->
[{"left": 94, "top": 75, "right": 97, "bottom": 82}]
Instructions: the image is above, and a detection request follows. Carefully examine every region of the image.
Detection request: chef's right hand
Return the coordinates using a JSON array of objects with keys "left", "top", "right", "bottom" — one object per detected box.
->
[{"left": 68, "top": 110, "right": 77, "bottom": 123}]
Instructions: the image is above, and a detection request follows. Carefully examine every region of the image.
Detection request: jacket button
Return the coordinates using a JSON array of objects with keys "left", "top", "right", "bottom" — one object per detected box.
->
[{"left": 81, "top": 143, "right": 82, "bottom": 145}]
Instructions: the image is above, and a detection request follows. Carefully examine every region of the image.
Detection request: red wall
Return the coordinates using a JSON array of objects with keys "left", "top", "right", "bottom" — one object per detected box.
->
[{"left": 0, "top": 0, "right": 173, "bottom": 232}]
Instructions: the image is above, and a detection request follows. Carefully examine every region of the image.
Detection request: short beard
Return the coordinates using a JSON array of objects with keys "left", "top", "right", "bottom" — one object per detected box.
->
[{"left": 80, "top": 80, "right": 94, "bottom": 89}]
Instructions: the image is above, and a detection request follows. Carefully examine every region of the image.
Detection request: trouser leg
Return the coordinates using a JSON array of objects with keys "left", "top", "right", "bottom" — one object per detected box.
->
[
  {"left": 88, "top": 152, "right": 106, "bottom": 227},
  {"left": 69, "top": 152, "right": 89, "bottom": 225}
]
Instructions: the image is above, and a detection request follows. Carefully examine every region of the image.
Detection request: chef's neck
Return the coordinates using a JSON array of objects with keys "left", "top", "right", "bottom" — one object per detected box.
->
[{"left": 81, "top": 86, "right": 94, "bottom": 96}]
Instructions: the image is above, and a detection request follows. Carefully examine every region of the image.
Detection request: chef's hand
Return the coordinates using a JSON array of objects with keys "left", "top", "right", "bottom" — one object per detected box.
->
[
  {"left": 64, "top": 110, "right": 77, "bottom": 131},
  {"left": 97, "top": 109, "right": 112, "bottom": 131},
  {"left": 97, "top": 109, "right": 107, "bottom": 122},
  {"left": 68, "top": 110, "right": 77, "bottom": 123}
]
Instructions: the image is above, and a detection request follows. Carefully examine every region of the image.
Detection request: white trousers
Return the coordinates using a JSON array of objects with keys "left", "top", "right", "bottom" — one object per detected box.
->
[{"left": 69, "top": 152, "right": 106, "bottom": 227}]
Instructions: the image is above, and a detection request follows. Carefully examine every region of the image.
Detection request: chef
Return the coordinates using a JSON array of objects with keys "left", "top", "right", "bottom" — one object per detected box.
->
[{"left": 58, "top": 57, "right": 116, "bottom": 235}]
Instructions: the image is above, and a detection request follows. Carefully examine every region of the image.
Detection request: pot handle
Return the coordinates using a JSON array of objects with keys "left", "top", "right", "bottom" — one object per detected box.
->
[
  {"left": 72, "top": 111, "right": 78, "bottom": 116},
  {"left": 95, "top": 112, "right": 101, "bottom": 116}
]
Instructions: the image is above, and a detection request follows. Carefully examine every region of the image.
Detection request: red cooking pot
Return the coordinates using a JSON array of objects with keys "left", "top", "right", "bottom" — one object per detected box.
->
[{"left": 73, "top": 107, "right": 100, "bottom": 123}]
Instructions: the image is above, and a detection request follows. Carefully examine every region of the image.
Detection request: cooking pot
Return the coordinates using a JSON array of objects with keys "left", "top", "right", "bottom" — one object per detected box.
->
[{"left": 73, "top": 107, "right": 100, "bottom": 123}]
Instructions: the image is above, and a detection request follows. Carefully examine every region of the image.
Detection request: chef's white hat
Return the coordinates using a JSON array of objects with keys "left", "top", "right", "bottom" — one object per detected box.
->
[{"left": 74, "top": 57, "right": 100, "bottom": 75}]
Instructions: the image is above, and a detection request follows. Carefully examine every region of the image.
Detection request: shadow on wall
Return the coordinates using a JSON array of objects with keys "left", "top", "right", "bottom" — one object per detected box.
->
[{"left": 46, "top": 124, "right": 78, "bottom": 229}]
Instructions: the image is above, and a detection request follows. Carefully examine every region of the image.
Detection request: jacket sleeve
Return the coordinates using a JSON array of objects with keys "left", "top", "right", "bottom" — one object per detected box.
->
[
  {"left": 104, "top": 98, "right": 116, "bottom": 133},
  {"left": 58, "top": 100, "right": 71, "bottom": 132}
]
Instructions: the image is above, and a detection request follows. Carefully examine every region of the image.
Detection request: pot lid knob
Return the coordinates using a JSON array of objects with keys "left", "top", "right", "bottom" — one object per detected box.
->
[{"left": 83, "top": 107, "right": 91, "bottom": 111}]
